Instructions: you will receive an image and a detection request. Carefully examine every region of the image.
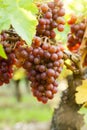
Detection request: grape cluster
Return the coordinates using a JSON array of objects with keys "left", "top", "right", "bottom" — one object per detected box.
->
[
  {"left": 23, "top": 36, "right": 64, "bottom": 103},
  {"left": 67, "top": 19, "right": 86, "bottom": 52},
  {"left": 0, "top": 32, "right": 16, "bottom": 85},
  {"left": 36, "top": 0, "right": 65, "bottom": 39},
  {"left": 14, "top": 40, "right": 28, "bottom": 68},
  {"left": 13, "top": 0, "right": 65, "bottom": 103},
  {"left": 0, "top": 0, "right": 65, "bottom": 103}
]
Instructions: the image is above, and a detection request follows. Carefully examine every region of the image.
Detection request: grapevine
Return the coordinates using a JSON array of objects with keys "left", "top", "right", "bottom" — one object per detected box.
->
[{"left": 0, "top": 0, "right": 87, "bottom": 105}]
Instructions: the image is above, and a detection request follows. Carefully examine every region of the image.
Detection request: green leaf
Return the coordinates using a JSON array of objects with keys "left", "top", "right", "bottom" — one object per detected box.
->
[
  {"left": 10, "top": 8, "right": 37, "bottom": 45},
  {"left": 18, "top": 0, "right": 38, "bottom": 14},
  {"left": 0, "top": 44, "right": 7, "bottom": 59},
  {"left": 79, "top": 107, "right": 87, "bottom": 124},
  {"left": 0, "top": 6, "right": 10, "bottom": 32},
  {"left": 79, "top": 107, "right": 87, "bottom": 114},
  {"left": 0, "top": 14, "right": 10, "bottom": 31},
  {"left": 0, "top": 0, "right": 37, "bottom": 44}
]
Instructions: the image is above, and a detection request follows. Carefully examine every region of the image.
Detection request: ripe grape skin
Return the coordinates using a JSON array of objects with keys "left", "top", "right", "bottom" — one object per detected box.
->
[
  {"left": 23, "top": 61, "right": 32, "bottom": 70},
  {"left": 48, "top": 45, "right": 57, "bottom": 53},
  {"left": 45, "top": 12, "right": 52, "bottom": 19},
  {"left": 57, "top": 24, "right": 64, "bottom": 32},
  {"left": 47, "top": 69, "right": 55, "bottom": 77},
  {"left": 50, "top": 30, "right": 56, "bottom": 39},
  {"left": 42, "top": 43, "right": 49, "bottom": 50},
  {"left": 41, "top": 4, "right": 49, "bottom": 13},
  {"left": 39, "top": 65, "right": 46, "bottom": 72},
  {"left": 41, "top": 72, "right": 47, "bottom": 80},
  {"left": 56, "top": 17, "right": 65, "bottom": 24},
  {"left": 58, "top": 8, "right": 65, "bottom": 16},
  {"left": 47, "top": 84, "right": 54, "bottom": 90},
  {"left": 48, "top": 2, "right": 55, "bottom": 9},
  {"left": 33, "top": 36, "right": 41, "bottom": 47},
  {"left": 34, "top": 57, "right": 40, "bottom": 65},
  {"left": 44, "top": 51, "right": 51, "bottom": 59},
  {"left": 20, "top": 50, "right": 28, "bottom": 59},
  {"left": 28, "top": 54, "right": 34, "bottom": 62},
  {"left": 45, "top": 90, "right": 53, "bottom": 99},
  {"left": 51, "top": 53, "right": 58, "bottom": 61},
  {"left": 39, "top": 18, "right": 46, "bottom": 25},
  {"left": 38, "top": 85, "right": 45, "bottom": 92}
]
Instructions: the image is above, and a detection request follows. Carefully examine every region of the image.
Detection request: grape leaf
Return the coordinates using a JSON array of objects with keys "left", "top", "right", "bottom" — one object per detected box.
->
[
  {"left": 0, "top": 0, "right": 37, "bottom": 44},
  {"left": 79, "top": 107, "right": 87, "bottom": 124},
  {"left": 18, "top": 0, "right": 38, "bottom": 14},
  {"left": 75, "top": 80, "right": 87, "bottom": 104},
  {"left": 0, "top": 14, "right": 10, "bottom": 31},
  {"left": 13, "top": 68, "right": 26, "bottom": 80},
  {"left": 10, "top": 8, "right": 37, "bottom": 45},
  {"left": 0, "top": 44, "right": 7, "bottom": 59}
]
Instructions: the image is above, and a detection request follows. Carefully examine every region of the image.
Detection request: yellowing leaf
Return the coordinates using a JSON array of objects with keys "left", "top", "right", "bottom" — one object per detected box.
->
[
  {"left": 13, "top": 68, "right": 26, "bottom": 80},
  {"left": 0, "top": 44, "right": 7, "bottom": 59},
  {"left": 75, "top": 80, "right": 87, "bottom": 104}
]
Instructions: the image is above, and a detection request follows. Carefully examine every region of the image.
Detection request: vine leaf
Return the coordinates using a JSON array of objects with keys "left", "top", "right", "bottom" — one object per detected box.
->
[
  {"left": 0, "top": 0, "right": 38, "bottom": 45},
  {"left": 0, "top": 44, "right": 7, "bottom": 59},
  {"left": 79, "top": 107, "right": 87, "bottom": 124},
  {"left": 0, "top": 14, "right": 10, "bottom": 32},
  {"left": 75, "top": 80, "right": 87, "bottom": 104},
  {"left": 10, "top": 8, "right": 37, "bottom": 44},
  {"left": 13, "top": 68, "right": 26, "bottom": 80},
  {"left": 18, "top": 0, "right": 38, "bottom": 14}
]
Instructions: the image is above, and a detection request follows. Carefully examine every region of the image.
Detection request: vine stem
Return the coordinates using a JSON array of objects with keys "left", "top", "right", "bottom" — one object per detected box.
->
[
  {"left": 6, "top": 36, "right": 20, "bottom": 41},
  {"left": 63, "top": 50, "right": 82, "bottom": 74},
  {"left": 3, "top": 30, "right": 18, "bottom": 36},
  {"left": 63, "top": 50, "right": 80, "bottom": 63},
  {"left": 64, "top": 62, "right": 75, "bottom": 71}
]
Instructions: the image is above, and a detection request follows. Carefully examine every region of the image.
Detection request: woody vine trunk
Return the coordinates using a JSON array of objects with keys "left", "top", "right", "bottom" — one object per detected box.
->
[{"left": 51, "top": 74, "right": 84, "bottom": 130}]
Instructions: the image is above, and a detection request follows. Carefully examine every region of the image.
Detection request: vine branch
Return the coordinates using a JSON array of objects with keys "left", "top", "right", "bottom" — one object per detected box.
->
[
  {"left": 63, "top": 50, "right": 83, "bottom": 75},
  {"left": 3, "top": 30, "right": 18, "bottom": 36},
  {"left": 63, "top": 50, "right": 80, "bottom": 63}
]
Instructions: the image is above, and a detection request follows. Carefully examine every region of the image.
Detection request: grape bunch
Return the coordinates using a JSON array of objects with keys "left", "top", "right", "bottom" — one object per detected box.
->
[
  {"left": 0, "top": 32, "right": 16, "bottom": 85},
  {"left": 23, "top": 36, "right": 64, "bottom": 103},
  {"left": 67, "top": 19, "right": 86, "bottom": 52},
  {"left": 0, "top": 0, "right": 65, "bottom": 103},
  {"left": 14, "top": 40, "right": 28, "bottom": 68},
  {"left": 36, "top": 0, "right": 65, "bottom": 39}
]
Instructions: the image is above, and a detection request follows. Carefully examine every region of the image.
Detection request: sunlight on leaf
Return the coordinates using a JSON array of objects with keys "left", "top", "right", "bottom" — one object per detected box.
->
[
  {"left": 75, "top": 80, "right": 87, "bottom": 104},
  {"left": 79, "top": 107, "right": 87, "bottom": 124},
  {"left": 10, "top": 8, "right": 37, "bottom": 45},
  {"left": 0, "top": 44, "right": 7, "bottom": 59},
  {"left": 13, "top": 68, "right": 26, "bottom": 80}
]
